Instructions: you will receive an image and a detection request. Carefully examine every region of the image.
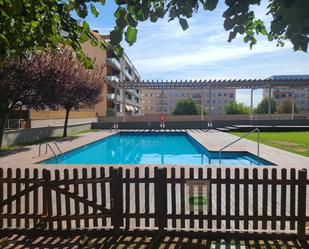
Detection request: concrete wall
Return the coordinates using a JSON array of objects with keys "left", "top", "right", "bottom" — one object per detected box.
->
[
  {"left": 93, "top": 118, "right": 309, "bottom": 130},
  {"left": 3, "top": 123, "right": 92, "bottom": 146}
]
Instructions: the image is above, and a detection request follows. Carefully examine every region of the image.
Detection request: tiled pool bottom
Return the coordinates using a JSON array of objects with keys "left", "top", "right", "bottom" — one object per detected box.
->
[{"left": 42, "top": 132, "right": 274, "bottom": 166}]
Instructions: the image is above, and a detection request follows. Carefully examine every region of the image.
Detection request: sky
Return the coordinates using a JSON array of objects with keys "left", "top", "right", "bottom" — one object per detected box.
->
[{"left": 76, "top": 1, "right": 309, "bottom": 106}]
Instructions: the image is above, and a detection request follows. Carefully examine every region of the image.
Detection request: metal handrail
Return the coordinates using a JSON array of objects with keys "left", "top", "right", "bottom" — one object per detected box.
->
[
  {"left": 45, "top": 143, "right": 57, "bottom": 158},
  {"left": 218, "top": 128, "right": 260, "bottom": 165},
  {"left": 38, "top": 141, "right": 63, "bottom": 157},
  {"left": 49, "top": 141, "right": 63, "bottom": 155}
]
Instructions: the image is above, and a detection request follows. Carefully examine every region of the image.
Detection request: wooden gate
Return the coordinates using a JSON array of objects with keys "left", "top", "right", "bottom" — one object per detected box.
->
[{"left": 0, "top": 166, "right": 308, "bottom": 240}]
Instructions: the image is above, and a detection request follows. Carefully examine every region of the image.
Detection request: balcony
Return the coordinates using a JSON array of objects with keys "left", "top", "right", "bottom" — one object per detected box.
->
[
  {"left": 107, "top": 91, "right": 121, "bottom": 99},
  {"left": 107, "top": 75, "right": 120, "bottom": 82},
  {"left": 124, "top": 69, "right": 132, "bottom": 81},
  {"left": 107, "top": 57, "right": 121, "bottom": 70}
]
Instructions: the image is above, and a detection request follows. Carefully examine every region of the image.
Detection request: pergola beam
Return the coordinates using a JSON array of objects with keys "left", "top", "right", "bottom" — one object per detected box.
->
[{"left": 108, "top": 78, "right": 309, "bottom": 90}]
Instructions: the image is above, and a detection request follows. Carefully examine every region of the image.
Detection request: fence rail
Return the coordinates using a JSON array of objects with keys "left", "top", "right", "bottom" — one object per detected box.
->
[{"left": 0, "top": 166, "right": 308, "bottom": 240}]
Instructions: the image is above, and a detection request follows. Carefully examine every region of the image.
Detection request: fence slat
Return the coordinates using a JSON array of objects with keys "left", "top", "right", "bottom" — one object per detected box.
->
[
  {"left": 0, "top": 168, "right": 3, "bottom": 228},
  {"left": 216, "top": 168, "right": 222, "bottom": 230},
  {"left": 180, "top": 168, "right": 185, "bottom": 229},
  {"left": 225, "top": 168, "right": 231, "bottom": 230},
  {"left": 64, "top": 169, "right": 71, "bottom": 230},
  {"left": 82, "top": 168, "right": 89, "bottom": 228},
  {"left": 7, "top": 168, "right": 12, "bottom": 228},
  {"left": 125, "top": 169, "right": 130, "bottom": 229},
  {"left": 155, "top": 168, "right": 167, "bottom": 233},
  {"left": 171, "top": 168, "right": 176, "bottom": 228},
  {"left": 234, "top": 168, "right": 240, "bottom": 230},
  {"left": 33, "top": 169, "right": 39, "bottom": 227},
  {"left": 15, "top": 169, "right": 21, "bottom": 228},
  {"left": 243, "top": 168, "right": 249, "bottom": 230},
  {"left": 297, "top": 169, "right": 307, "bottom": 240},
  {"left": 135, "top": 167, "right": 140, "bottom": 228},
  {"left": 207, "top": 168, "right": 213, "bottom": 229},
  {"left": 73, "top": 169, "right": 80, "bottom": 229},
  {"left": 55, "top": 170, "right": 62, "bottom": 230},
  {"left": 290, "top": 168, "right": 296, "bottom": 231},
  {"left": 252, "top": 168, "right": 258, "bottom": 230},
  {"left": 100, "top": 167, "right": 106, "bottom": 227},
  {"left": 271, "top": 168, "right": 277, "bottom": 230},
  {"left": 262, "top": 168, "right": 268, "bottom": 230},
  {"left": 110, "top": 168, "right": 122, "bottom": 234},
  {"left": 144, "top": 167, "right": 150, "bottom": 228},
  {"left": 198, "top": 168, "right": 204, "bottom": 229},
  {"left": 189, "top": 168, "right": 195, "bottom": 229},
  {"left": 280, "top": 168, "right": 287, "bottom": 230}
]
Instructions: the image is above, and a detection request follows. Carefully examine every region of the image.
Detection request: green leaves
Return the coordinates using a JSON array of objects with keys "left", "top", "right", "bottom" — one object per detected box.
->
[
  {"left": 179, "top": 18, "right": 189, "bottom": 31},
  {"left": 11, "top": 0, "right": 23, "bottom": 14},
  {"left": 125, "top": 26, "right": 137, "bottom": 45},
  {"left": 204, "top": 0, "right": 218, "bottom": 11},
  {"left": 110, "top": 27, "right": 123, "bottom": 46},
  {"left": 90, "top": 4, "right": 99, "bottom": 17}
]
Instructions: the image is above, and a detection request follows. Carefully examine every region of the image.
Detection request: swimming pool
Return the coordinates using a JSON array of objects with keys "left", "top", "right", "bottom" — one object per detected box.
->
[{"left": 42, "top": 132, "right": 273, "bottom": 165}]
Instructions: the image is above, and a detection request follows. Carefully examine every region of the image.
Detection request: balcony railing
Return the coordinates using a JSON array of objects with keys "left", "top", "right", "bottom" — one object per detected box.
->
[
  {"left": 124, "top": 69, "right": 132, "bottom": 80},
  {"left": 107, "top": 57, "right": 121, "bottom": 70},
  {"left": 107, "top": 75, "right": 120, "bottom": 82}
]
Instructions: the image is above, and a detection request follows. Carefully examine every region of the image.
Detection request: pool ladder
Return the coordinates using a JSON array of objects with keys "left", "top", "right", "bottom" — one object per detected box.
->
[
  {"left": 218, "top": 128, "right": 260, "bottom": 165},
  {"left": 38, "top": 141, "right": 63, "bottom": 157}
]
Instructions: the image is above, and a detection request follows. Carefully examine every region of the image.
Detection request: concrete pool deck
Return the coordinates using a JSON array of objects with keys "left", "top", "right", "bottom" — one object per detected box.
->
[{"left": 0, "top": 129, "right": 309, "bottom": 169}]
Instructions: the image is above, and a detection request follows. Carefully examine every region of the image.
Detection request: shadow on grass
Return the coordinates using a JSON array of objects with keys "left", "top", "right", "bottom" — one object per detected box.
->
[{"left": 1, "top": 234, "right": 308, "bottom": 249}]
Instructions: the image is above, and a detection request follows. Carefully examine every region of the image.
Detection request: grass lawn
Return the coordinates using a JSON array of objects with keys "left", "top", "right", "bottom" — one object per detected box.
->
[{"left": 231, "top": 131, "right": 309, "bottom": 157}]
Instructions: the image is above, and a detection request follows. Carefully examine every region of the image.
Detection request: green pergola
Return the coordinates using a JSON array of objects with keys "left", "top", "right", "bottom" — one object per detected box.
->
[{"left": 107, "top": 78, "right": 309, "bottom": 122}]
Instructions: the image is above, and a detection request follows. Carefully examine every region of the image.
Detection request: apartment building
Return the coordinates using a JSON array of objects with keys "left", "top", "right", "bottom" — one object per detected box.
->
[
  {"left": 263, "top": 75, "right": 309, "bottom": 113},
  {"left": 82, "top": 33, "right": 142, "bottom": 117},
  {"left": 141, "top": 89, "right": 235, "bottom": 115}
]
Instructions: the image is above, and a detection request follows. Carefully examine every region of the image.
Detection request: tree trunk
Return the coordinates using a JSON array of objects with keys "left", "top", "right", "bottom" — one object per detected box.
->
[
  {"left": 63, "top": 109, "right": 70, "bottom": 137},
  {"left": 0, "top": 112, "right": 9, "bottom": 149}
]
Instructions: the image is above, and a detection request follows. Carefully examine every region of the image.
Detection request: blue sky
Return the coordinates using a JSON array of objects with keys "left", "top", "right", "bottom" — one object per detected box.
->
[{"left": 77, "top": 1, "right": 309, "bottom": 106}]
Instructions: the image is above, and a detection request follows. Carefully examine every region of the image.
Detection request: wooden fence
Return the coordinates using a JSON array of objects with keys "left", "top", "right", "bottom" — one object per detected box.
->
[{"left": 0, "top": 166, "right": 308, "bottom": 240}]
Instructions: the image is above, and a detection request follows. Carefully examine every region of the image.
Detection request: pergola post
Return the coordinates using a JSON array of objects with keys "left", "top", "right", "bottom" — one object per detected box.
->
[
  {"left": 250, "top": 89, "right": 254, "bottom": 121},
  {"left": 161, "top": 88, "right": 164, "bottom": 128},
  {"left": 268, "top": 86, "right": 272, "bottom": 120},
  {"left": 208, "top": 88, "right": 212, "bottom": 127},
  {"left": 114, "top": 87, "right": 118, "bottom": 128},
  {"left": 201, "top": 88, "right": 204, "bottom": 121},
  {"left": 291, "top": 88, "right": 295, "bottom": 120},
  {"left": 122, "top": 90, "right": 126, "bottom": 122}
]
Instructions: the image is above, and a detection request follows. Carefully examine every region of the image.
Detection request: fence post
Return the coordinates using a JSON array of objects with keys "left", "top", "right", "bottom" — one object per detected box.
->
[
  {"left": 110, "top": 168, "right": 122, "bottom": 235},
  {"left": 297, "top": 169, "right": 307, "bottom": 240},
  {"left": 42, "top": 169, "right": 52, "bottom": 230},
  {"left": 154, "top": 168, "right": 167, "bottom": 235}
]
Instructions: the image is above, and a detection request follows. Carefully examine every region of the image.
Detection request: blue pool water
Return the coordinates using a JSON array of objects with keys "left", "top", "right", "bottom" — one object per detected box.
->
[{"left": 42, "top": 132, "right": 273, "bottom": 165}]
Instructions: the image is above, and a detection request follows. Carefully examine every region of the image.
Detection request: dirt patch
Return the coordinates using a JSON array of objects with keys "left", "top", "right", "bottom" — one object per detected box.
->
[{"left": 269, "top": 140, "right": 308, "bottom": 152}]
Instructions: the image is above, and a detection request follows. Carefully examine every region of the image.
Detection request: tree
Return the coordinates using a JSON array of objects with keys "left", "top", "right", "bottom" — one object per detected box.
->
[
  {"left": 0, "top": 57, "right": 35, "bottom": 148},
  {"left": 34, "top": 51, "right": 105, "bottom": 137},
  {"left": 172, "top": 98, "right": 206, "bottom": 115},
  {"left": 224, "top": 101, "right": 250, "bottom": 115},
  {"left": 255, "top": 97, "right": 277, "bottom": 114},
  {"left": 1, "top": 1, "right": 308, "bottom": 67},
  {"left": 277, "top": 98, "right": 298, "bottom": 114}
]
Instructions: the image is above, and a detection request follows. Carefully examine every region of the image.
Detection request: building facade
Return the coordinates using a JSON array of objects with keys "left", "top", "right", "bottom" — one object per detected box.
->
[
  {"left": 141, "top": 89, "right": 235, "bottom": 115},
  {"left": 263, "top": 75, "right": 309, "bottom": 113},
  {"left": 82, "top": 33, "right": 142, "bottom": 117}
]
